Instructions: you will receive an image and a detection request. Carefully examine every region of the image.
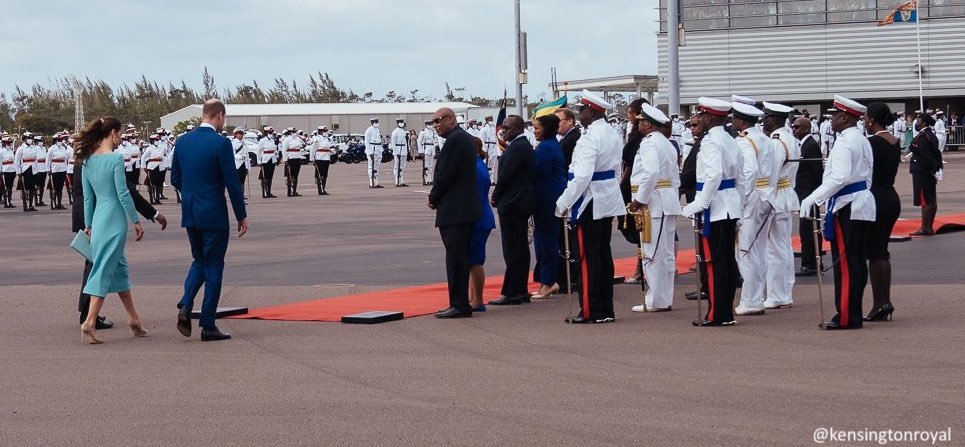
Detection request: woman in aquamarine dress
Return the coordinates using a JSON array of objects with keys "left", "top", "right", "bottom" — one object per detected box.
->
[{"left": 75, "top": 117, "right": 146, "bottom": 344}]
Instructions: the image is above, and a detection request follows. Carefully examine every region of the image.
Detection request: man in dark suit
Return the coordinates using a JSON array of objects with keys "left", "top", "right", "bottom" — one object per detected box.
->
[
  {"left": 793, "top": 117, "right": 825, "bottom": 276},
  {"left": 489, "top": 115, "right": 535, "bottom": 305},
  {"left": 172, "top": 99, "right": 248, "bottom": 341},
  {"left": 71, "top": 159, "right": 167, "bottom": 328},
  {"left": 427, "top": 107, "right": 481, "bottom": 318}
]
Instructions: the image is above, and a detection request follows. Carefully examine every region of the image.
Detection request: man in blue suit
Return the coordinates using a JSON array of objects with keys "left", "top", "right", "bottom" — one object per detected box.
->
[{"left": 172, "top": 99, "right": 248, "bottom": 341}]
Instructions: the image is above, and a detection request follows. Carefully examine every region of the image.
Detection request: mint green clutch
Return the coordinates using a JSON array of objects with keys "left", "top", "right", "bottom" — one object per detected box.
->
[{"left": 69, "top": 232, "right": 93, "bottom": 262}]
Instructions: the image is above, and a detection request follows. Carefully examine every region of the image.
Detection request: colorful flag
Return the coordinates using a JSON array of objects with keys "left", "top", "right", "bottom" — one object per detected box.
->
[
  {"left": 531, "top": 96, "right": 567, "bottom": 119},
  {"left": 877, "top": 1, "right": 917, "bottom": 26},
  {"left": 495, "top": 92, "right": 507, "bottom": 153}
]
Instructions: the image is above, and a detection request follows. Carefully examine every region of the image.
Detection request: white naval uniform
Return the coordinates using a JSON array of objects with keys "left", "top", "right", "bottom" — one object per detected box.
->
[
  {"left": 417, "top": 126, "right": 437, "bottom": 183},
  {"left": 555, "top": 117, "right": 625, "bottom": 222},
  {"left": 680, "top": 127, "right": 694, "bottom": 163},
  {"left": 257, "top": 136, "right": 278, "bottom": 165},
  {"left": 479, "top": 123, "right": 498, "bottom": 173},
  {"left": 820, "top": 120, "right": 834, "bottom": 157},
  {"left": 310, "top": 134, "right": 332, "bottom": 162},
  {"left": 671, "top": 119, "right": 685, "bottom": 149},
  {"left": 892, "top": 117, "right": 907, "bottom": 139},
  {"left": 0, "top": 145, "right": 16, "bottom": 173},
  {"left": 764, "top": 127, "right": 800, "bottom": 308},
  {"left": 282, "top": 134, "right": 305, "bottom": 162},
  {"left": 15, "top": 143, "right": 39, "bottom": 175},
  {"left": 390, "top": 126, "right": 408, "bottom": 185},
  {"left": 46, "top": 143, "right": 70, "bottom": 174},
  {"left": 688, "top": 126, "right": 744, "bottom": 221},
  {"left": 231, "top": 138, "right": 252, "bottom": 170},
  {"left": 35, "top": 145, "right": 48, "bottom": 174},
  {"left": 935, "top": 118, "right": 947, "bottom": 152},
  {"left": 630, "top": 131, "right": 681, "bottom": 310},
  {"left": 142, "top": 144, "right": 165, "bottom": 171},
  {"left": 807, "top": 126, "right": 876, "bottom": 220},
  {"left": 524, "top": 127, "right": 537, "bottom": 147},
  {"left": 364, "top": 125, "right": 382, "bottom": 187},
  {"left": 734, "top": 126, "right": 774, "bottom": 312}
]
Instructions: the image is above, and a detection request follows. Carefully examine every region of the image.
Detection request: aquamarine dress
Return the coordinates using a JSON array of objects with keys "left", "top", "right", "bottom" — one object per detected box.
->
[{"left": 82, "top": 152, "right": 139, "bottom": 297}]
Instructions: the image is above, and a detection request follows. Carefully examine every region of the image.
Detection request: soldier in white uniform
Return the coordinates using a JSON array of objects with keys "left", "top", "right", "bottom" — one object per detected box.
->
[
  {"left": 119, "top": 134, "right": 140, "bottom": 188},
  {"left": 310, "top": 126, "right": 333, "bottom": 195},
  {"left": 142, "top": 134, "right": 166, "bottom": 204},
  {"left": 671, "top": 114, "right": 686, "bottom": 149},
  {"left": 800, "top": 95, "right": 876, "bottom": 330},
  {"left": 417, "top": 120, "right": 437, "bottom": 185},
  {"left": 554, "top": 90, "right": 625, "bottom": 324},
  {"left": 935, "top": 110, "right": 947, "bottom": 153},
  {"left": 730, "top": 100, "right": 773, "bottom": 317},
  {"left": 680, "top": 97, "right": 744, "bottom": 327},
  {"left": 479, "top": 116, "right": 498, "bottom": 179},
  {"left": 231, "top": 128, "right": 251, "bottom": 198},
  {"left": 257, "top": 126, "right": 280, "bottom": 198},
  {"left": 364, "top": 118, "right": 383, "bottom": 188},
  {"left": 524, "top": 120, "right": 537, "bottom": 147},
  {"left": 32, "top": 135, "right": 49, "bottom": 207},
  {"left": 820, "top": 115, "right": 835, "bottom": 157},
  {"left": 391, "top": 119, "right": 409, "bottom": 187},
  {"left": 65, "top": 138, "right": 75, "bottom": 205},
  {"left": 282, "top": 128, "right": 305, "bottom": 196},
  {"left": 0, "top": 135, "right": 16, "bottom": 208},
  {"left": 15, "top": 133, "right": 39, "bottom": 212},
  {"left": 46, "top": 133, "right": 72, "bottom": 209},
  {"left": 761, "top": 102, "right": 800, "bottom": 310},
  {"left": 627, "top": 104, "right": 681, "bottom": 313},
  {"left": 153, "top": 128, "right": 171, "bottom": 200}
]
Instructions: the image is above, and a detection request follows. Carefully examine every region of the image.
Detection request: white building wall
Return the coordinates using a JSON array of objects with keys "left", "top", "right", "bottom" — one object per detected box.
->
[{"left": 657, "top": 17, "right": 965, "bottom": 105}]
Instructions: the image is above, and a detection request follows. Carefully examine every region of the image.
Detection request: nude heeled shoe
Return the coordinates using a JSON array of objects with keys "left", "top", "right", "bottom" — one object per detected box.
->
[
  {"left": 128, "top": 320, "right": 148, "bottom": 337},
  {"left": 81, "top": 322, "right": 103, "bottom": 344}
]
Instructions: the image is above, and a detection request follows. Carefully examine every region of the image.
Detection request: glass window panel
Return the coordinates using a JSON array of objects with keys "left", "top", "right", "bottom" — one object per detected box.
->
[
  {"left": 827, "top": 10, "right": 877, "bottom": 21},
  {"left": 732, "top": 15, "right": 777, "bottom": 27},
  {"left": 930, "top": 5, "right": 965, "bottom": 16},
  {"left": 780, "top": 0, "right": 825, "bottom": 14},
  {"left": 827, "top": 0, "right": 876, "bottom": 12},
  {"left": 779, "top": 13, "right": 826, "bottom": 25}
]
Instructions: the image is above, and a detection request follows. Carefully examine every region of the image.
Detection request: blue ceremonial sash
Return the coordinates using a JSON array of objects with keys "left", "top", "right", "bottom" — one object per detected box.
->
[
  {"left": 695, "top": 179, "right": 737, "bottom": 236},
  {"left": 568, "top": 170, "right": 616, "bottom": 224},
  {"left": 824, "top": 181, "right": 867, "bottom": 241}
]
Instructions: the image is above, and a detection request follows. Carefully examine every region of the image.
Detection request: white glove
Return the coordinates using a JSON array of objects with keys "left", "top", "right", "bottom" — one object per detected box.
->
[
  {"left": 934, "top": 169, "right": 944, "bottom": 181},
  {"left": 555, "top": 205, "right": 568, "bottom": 218},
  {"left": 799, "top": 196, "right": 817, "bottom": 219},
  {"left": 680, "top": 202, "right": 703, "bottom": 219}
]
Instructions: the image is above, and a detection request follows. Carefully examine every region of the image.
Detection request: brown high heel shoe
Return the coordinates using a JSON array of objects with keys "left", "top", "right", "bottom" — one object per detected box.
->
[
  {"left": 128, "top": 320, "right": 148, "bottom": 337},
  {"left": 81, "top": 322, "right": 103, "bottom": 344}
]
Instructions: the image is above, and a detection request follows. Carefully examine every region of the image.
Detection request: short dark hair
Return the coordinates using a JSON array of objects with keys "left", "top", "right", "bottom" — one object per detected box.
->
[
  {"left": 628, "top": 98, "right": 649, "bottom": 116},
  {"left": 202, "top": 99, "right": 226, "bottom": 119},
  {"left": 502, "top": 115, "right": 524, "bottom": 132},
  {"left": 866, "top": 102, "right": 895, "bottom": 127},
  {"left": 535, "top": 114, "right": 560, "bottom": 140}
]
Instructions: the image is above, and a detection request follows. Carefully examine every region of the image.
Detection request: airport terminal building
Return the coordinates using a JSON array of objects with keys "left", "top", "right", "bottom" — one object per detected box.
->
[{"left": 657, "top": 0, "right": 965, "bottom": 118}]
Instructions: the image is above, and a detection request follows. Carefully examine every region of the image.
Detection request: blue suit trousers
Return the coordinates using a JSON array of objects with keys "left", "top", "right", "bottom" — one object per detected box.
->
[{"left": 178, "top": 227, "right": 229, "bottom": 328}]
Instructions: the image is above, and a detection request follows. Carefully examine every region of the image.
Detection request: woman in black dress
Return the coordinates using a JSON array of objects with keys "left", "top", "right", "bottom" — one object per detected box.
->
[{"left": 863, "top": 102, "right": 901, "bottom": 321}]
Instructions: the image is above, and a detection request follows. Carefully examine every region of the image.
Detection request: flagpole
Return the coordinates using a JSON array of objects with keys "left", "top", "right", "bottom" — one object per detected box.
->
[{"left": 915, "top": 2, "right": 924, "bottom": 112}]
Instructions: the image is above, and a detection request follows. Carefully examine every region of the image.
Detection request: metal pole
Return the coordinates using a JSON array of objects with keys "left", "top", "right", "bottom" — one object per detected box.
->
[
  {"left": 514, "top": 0, "right": 524, "bottom": 116},
  {"left": 915, "top": 4, "right": 924, "bottom": 112},
  {"left": 668, "top": 0, "right": 681, "bottom": 116}
]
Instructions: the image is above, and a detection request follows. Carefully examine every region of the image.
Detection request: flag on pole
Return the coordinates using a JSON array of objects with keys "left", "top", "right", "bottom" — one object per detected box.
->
[
  {"left": 530, "top": 96, "right": 568, "bottom": 119},
  {"left": 877, "top": 0, "right": 917, "bottom": 26},
  {"left": 495, "top": 90, "right": 508, "bottom": 153}
]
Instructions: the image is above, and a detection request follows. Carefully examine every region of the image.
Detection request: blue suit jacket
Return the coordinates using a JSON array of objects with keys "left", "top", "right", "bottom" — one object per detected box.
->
[{"left": 171, "top": 126, "right": 247, "bottom": 230}]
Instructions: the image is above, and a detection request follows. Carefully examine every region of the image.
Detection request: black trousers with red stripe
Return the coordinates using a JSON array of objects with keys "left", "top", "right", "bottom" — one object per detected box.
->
[
  {"left": 698, "top": 218, "right": 738, "bottom": 323},
  {"left": 575, "top": 202, "right": 615, "bottom": 320},
  {"left": 830, "top": 205, "right": 870, "bottom": 328}
]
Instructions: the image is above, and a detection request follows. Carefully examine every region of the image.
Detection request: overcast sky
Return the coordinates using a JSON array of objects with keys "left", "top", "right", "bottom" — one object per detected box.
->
[{"left": 0, "top": 0, "right": 658, "bottom": 102}]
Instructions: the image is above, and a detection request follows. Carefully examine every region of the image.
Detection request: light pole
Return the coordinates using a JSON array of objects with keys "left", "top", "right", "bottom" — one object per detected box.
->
[
  {"left": 514, "top": 0, "right": 526, "bottom": 116},
  {"left": 668, "top": 0, "right": 681, "bottom": 116}
]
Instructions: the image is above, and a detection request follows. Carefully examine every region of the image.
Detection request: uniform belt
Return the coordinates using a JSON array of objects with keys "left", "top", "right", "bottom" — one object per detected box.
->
[
  {"left": 263, "top": 150, "right": 275, "bottom": 154},
  {"left": 148, "top": 158, "right": 163, "bottom": 162},
  {"left": 1, "top": 161, "right": 13, "bottom": 165},
  {"left": 776, "top": 178, "right": 792, "bottom": 189},
  {"left": 755, "top": 177, "right": 771, "bottom": 188},
  {"left": 22, "top": 158, "right": 36, "bottom": 162},
  {"left": 630, "top": 180, "right": 672, "bottom": 194},
  {"left": 395, "top": 144, "right": 406, "bottom": 147},
  {"left": 286, "top": 149, "right": 301, "bottom": 152},
  {"left": 422, "top": 143, "right": 433, "bottom": 146},
  {"left": 567, "top": 170, "right": 616, "bottom": 181},
  {"left": 824, "top": 181, "right": 868, "bottom": 241},
  {"left": 369, "top": 142, "right": 381, "bottom": 145},
  {"left": 695, "top": 178, "right": 737, "bottom": 237},
  {"left": 52, "top": 158, "right": 66, "bottom": 162}
]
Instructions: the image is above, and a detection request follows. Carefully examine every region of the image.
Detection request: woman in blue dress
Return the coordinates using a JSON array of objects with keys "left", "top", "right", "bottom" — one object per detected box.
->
[
  {"left": 76, "top": 117, "right": 146, "bottom": 344},
  {"left": 468, "top": 137, "right": 496, "bottom": 312},
  {"left": 530, "top": 114, "right": 567, "bottom": 299}
]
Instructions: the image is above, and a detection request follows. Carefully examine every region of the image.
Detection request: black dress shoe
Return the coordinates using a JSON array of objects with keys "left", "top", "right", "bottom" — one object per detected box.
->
[
  {"left": 692, "top": 319, "right": 736, "bottom": 327},
  {"left": 488, "top": 295, "right": 528, "bottom": 305},
  {"left": 819, "top": 321, "right": 861, "bottom": 330},
  {"left": 177, "top": 307, "right": 192, "bottom": 337},
  {"left": 200, "top": 326, "right": 232, "bottom": 341},
  {"left": 565, "top": 315, "right": 615, "bottom": 324},
  {"left": 795, "top": 267, "right": 817, "bottom": 277},
  {"left": 374, "top": 185, "right": 384, "bottom": 189},
  {"left": 434, "top": 307, "right": 472, "bottom": 319},
  {"left": 685, "top": 291, "right": 708, "bottom": 301},
  {"left": 95, "top": 315, "right": 114, "bottom": 330}
]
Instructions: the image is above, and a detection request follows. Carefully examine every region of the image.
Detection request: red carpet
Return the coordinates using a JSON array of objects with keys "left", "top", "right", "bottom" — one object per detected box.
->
[{"left": 233, "top": 212, "right": 965, "bottom": 323}]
